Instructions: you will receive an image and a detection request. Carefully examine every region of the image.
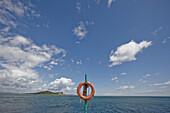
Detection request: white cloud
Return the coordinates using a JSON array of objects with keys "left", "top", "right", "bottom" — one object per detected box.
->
[
  {"left": 152, "top": 26, "right": 163, "bottom": 36},
  {"left": 138, "top": 78, "right": 143, "bottom": 81},
  {"left": 0, "top": 0, "right": 24, "bottom": 16},
  {"left": 108, "top": 0, "right": 116, "bottom": 8},
  {"left": 0, "top": 0, "right": 40, "bottom": 28},
  {"left": 48, "top": 77, "right": 75, "bottom": 91},
  {"left": 111, "top": 77, "right": 118, "bottom": 81},
  {"left": 150, "top": 80, "right": 170, "bottom": 86},
  {"left": 133, "top": 89, "right": 170, "bottom": 96},
  {"left": 73, "top": 21, "right": 94, "bottom": 41},
  {"left": 76, "top": 60, "right": 82, "bottom": 65},
  {"left": 49, "top": 61, "right": 58, "bottom": 66},
  {"left": 154, "top": 72, "right": 160, "bottom": 76},
  {"left": 104, "top": 89, "right": 170, "bottom": 96},
  {"left": 143, "top": 74, "right": 150, "bottom": 78},
  {"left": 38, "top": 83, "right": 48, "bottom": 91},
  {"left": 43, "top": 65, "right": 53, "bottom": 71},
  {"left": 139, "top": 73, "right": 159, "bottom": 82},
  {"left": 120, "top": 72, "right": 127, "bottom": 75},
  {"left": 109, "top": 40, "right": 152, "bottom": 67},
  {"left": 10, "top": 35, "right": 31, "bottom": 46},
  {"left": 0, "top": 36, "right": 66, "bottom": 68},
  {"left": 85, "top": 21, "right": 94, "bottom": 25},
  {"left": 162, "top": 37, "right": 170, "bottom": 44},
  {"left": 73, "top": 21, "right": 88, "bottom": 40},
  {"left": 0, "top": 67, "right": 42, "bottom": 91},
  {"left": 75, "top": 41, "right": 80, "bottom": 44},
  {"left": 76, "top": 2, "right": 81, "bottom": 13},
  {"left": 162, "top": 38, "right": 167, "bottom": 44},
  {"left": 71, "top": 59, "right": 74, "bottom": 63},
  {"left": 0, "top": 26, "right": 10, "bottom": 32},
  {"left": 0, "top": 35, "right": 66, "bottom": 92},
  {"left": 117, "top": 85, "right": 135, "bottom": 90}
]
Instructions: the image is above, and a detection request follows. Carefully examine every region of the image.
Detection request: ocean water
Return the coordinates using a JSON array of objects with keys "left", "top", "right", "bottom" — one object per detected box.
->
[{"left": 0, "top": 93, "right": 170, "bottom": 113}]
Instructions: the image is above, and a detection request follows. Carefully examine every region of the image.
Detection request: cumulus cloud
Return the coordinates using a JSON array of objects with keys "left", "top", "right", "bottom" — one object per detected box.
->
[
  {"left": 73, "top": 21, "right": 88, "bottom": 40},
  {"left": 73, "top": 21, "right": 94, "bottom": 40},
  {"left": 0, "top": 67, "right": 42, "bottom": 91},
  {"left": 0, "top": 35, "right": 66, "bottom": 92},
  {"left": 108, "top": 0, "right": 116, "bottom": 8},
  {"left": 48, "top": 77, "right": 75, "bottom": 91},
  {"left": 117, "top": 85, "right": 135, "bottom": 90},
  {"left": 150, "top": 80, "right": 170, "bottom": 86},
  {"left": 111, "top": 77, "right": 118, "bottom": 81},
  {"left": 109, "top": 40, "right": 152, "bottom": 67}
]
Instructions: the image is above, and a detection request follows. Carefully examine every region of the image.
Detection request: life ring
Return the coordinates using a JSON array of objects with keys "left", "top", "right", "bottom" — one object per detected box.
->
[{"left": 77, "top": 81, "right": 95, "bottom": 100}]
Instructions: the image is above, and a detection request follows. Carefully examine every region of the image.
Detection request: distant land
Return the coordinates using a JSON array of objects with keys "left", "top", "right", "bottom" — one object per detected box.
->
[{"left": 22, "top": 91, "right": 66, "bottom": 95}]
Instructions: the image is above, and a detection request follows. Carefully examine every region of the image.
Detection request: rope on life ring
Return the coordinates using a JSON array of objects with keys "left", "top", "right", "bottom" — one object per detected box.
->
[{"left": 77, "top": 81, "right": 95, "bottom": 100}]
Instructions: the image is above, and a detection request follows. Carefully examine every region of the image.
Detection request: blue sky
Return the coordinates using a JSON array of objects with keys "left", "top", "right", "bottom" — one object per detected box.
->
[{"left": 0, "top": 0, "right": 170, "bottom": 96}]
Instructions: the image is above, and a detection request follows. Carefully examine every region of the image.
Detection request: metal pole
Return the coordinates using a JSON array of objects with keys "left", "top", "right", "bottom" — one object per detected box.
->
[{"left": 85, "top": 74, "right": 87, "bottom": 113}]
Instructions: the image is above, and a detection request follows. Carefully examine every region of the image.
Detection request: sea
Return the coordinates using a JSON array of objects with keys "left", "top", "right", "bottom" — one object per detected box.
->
[{"left": 0, "top": 93, "right": 170, "bottom": 113}]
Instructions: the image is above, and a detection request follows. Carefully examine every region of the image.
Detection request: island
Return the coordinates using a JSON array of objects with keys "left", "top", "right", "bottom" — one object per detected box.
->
[{"left": 22, "top": 91, "right": 66, "bottom": 95}]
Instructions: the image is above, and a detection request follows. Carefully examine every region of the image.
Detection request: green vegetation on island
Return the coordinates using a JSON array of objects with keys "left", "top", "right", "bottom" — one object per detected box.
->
[{"left": 22, "top": 91, "right": 65, "bottom": 95}]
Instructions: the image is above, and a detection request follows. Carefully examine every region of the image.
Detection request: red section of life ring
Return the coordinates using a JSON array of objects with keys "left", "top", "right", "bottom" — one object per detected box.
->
[{"left": 77, "top": 81, "right": 95, "bottom": 100}]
